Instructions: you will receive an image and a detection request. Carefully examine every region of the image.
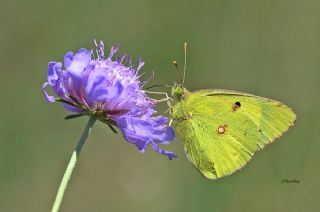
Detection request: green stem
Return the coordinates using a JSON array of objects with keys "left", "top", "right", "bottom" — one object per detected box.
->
[{"left": 51, "top": 116, "right": 96, "bottom": 212}]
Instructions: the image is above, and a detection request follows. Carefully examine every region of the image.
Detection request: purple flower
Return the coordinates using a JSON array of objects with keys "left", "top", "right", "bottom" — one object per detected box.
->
[{"left": 42, "top": 41, "right": 176, "bottom": 159}]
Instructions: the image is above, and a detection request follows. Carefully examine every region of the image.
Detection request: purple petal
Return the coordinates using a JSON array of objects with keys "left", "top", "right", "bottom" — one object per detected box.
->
[
  {"left": 116, "top": 114, "right": 176, "bottom": 159},
  {"left": 150, "top": 141, "right": 177, "bottom": 160},
  {"left": 151, "top": 116, "right": 168, "bottom": 126},
  {"left": 47, "top": 62, "right": 59, "bottom": 84},
  {"left": 151, "top": 127, "right": 176, "bottom": 145},
  {"left": 64, "top": 52, "right": 73, "bottom": 69},
  {"left": 42, "top": 82, "right": 55, "bottom": 103},
  {"left": 65, "top": 48, "right": 92, "bottom": 78},
  {"left": 127, "top": 54, "right": 132, "bottom": 66},
  {"left": 63, "top": 103, "right": 82, "bottom": 113},
  {"left": 43, "top": 62, "right": 65, "bottom": 102},
  {"left": 85, "top": 70, "right": 123, "bottom": 103},
  {"left": 99, "top": 40, "right": 105, "bottom": 58},
  {"left": 122, "top": 130, "right": 149, "bottom": 151},
  {"left": 108, "top": 46, "right": 118, "bottom": 59},
  {"left": 137, "top": 57, "right": 145, "bottom": 71},
  {"left": 47, "top": 62, "right": 68, "bottom": 98},
  {"left": 120, "top": 54, "right": 127, "bottom": 64}
]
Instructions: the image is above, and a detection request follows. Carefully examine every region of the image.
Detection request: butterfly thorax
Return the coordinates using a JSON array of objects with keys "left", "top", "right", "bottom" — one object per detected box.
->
[{"left": 171, "top": 84, "right": 192, "bottom": 122}]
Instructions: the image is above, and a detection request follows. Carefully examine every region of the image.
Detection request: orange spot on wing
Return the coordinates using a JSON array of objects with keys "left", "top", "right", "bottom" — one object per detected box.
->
[{"left": 217, "top": 124, "right": 228, "bottom": 135}]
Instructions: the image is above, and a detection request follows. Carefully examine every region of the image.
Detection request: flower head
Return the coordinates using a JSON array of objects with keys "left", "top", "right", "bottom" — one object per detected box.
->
[{"left": 42, "top": 41, "right": 176, "bottom": 159}]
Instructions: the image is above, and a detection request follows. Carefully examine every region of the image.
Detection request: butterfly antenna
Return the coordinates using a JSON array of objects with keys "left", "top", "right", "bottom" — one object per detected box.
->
[
  {"left": 182, "top": 42, "right": 187, "bottom": 85},
  {"left": 144, "top": 84, "right": 173, "bottom": 90},
  {"left": 173, "top": 60, "right": 183, "bottom": 83}
]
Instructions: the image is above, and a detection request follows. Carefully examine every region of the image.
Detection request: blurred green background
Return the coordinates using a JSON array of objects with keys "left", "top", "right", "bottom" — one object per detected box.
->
[{"left": 0, "top": 0, "right": 319, "bottom": 211}]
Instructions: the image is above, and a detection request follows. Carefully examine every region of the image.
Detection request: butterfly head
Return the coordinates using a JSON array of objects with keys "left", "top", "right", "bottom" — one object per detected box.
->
[{"left": 172, "top": 82, "right": 190, "bottom": 101}]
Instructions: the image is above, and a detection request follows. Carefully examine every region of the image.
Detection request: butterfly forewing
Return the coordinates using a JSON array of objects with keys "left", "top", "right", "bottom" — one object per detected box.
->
[{"left": 172, "top": 89, "right": 296, "bottom": 179}]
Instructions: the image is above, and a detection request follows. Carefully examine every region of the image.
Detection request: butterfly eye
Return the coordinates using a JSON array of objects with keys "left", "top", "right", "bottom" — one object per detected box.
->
[{"left": 235, "top": 101, "right": 241, "bottom": 107}]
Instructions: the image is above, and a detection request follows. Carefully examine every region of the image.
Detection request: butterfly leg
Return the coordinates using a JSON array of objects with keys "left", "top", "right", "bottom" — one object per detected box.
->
[
  {"left": 145, "top": 91, "right": 173, "bottom": 108},
  {"left": 145, "top": 91, "right": 172, "bottom": 101},
  {"left": 145, "top": 91, "right": 173, "bottom": 115},
  {"left": 164, "top": 100, "right": 173, "bottom": 114}
]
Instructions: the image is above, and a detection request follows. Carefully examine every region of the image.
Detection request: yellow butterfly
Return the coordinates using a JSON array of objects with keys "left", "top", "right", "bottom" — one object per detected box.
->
[{"left": 168, "top": 43, "right": 296, "bottom": 179}]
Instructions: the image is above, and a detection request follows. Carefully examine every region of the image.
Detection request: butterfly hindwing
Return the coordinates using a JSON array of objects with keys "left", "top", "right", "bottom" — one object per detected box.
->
[{"left": 172, "top": 89, "right": 296, "bottom": 179}]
